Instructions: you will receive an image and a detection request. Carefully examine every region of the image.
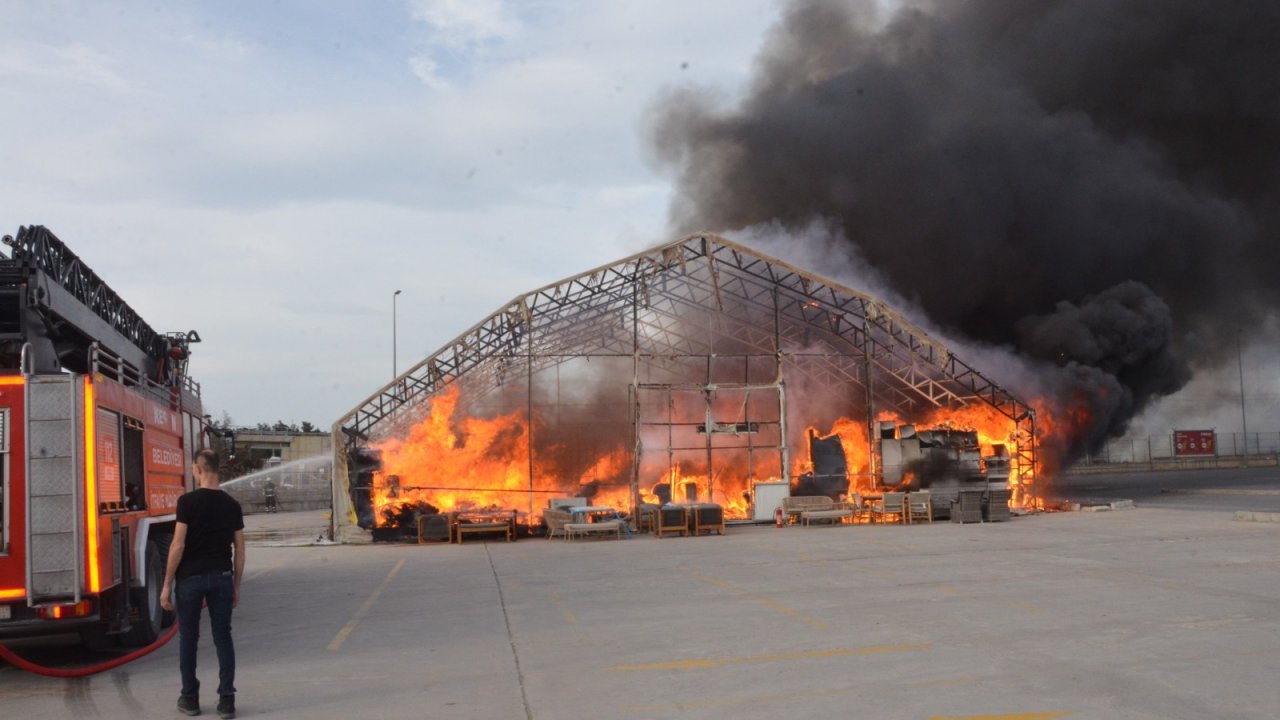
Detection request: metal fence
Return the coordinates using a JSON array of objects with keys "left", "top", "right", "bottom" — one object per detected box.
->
[{"left": 1073, "top": 431, "right": 1280, "bottom": 469}]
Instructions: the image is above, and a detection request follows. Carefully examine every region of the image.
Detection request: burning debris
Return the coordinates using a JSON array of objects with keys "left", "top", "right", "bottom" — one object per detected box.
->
[
  {"left": 878, "top": 422, "right": 1012, "bottom": 515},
  {"left": 336, "top": 233, "right": 1045, "bottom": 541},
  {"left": 791, "top": 430, "right": 850, "bottom": 499}
]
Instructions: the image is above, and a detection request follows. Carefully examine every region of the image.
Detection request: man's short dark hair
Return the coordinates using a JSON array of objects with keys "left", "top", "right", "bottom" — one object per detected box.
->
[{"left": 194, "top": 448, "right": 220, "bottom": 472}]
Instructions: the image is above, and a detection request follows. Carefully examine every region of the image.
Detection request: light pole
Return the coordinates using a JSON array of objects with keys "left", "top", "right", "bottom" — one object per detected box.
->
[
  {"left": 393, "top": 289, "right": 402, "bottom": 379},
  {"left": 1238, "top": 331, "right": 1248, "bottom": 455}
]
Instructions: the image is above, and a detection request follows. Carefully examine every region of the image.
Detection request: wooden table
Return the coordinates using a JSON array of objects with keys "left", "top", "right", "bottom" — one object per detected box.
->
[{"left": 449, "top": 510, "right": 517, "bottom": 543}]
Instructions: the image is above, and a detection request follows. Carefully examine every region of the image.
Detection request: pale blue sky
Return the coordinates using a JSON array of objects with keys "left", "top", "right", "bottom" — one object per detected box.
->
[{"left": 0, "top": 0, "right": 781, "bottom": 426}]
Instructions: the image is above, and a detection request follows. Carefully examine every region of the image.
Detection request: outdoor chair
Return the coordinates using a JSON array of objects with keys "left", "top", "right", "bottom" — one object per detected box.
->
[
  {"left": 905, "top": 490, "right": 933, "bottom": 524},
  {"left": 951, "top": 490, "right": 983, "bottom": 523},
  {"left": 634, "top": 503, "right": 659, "bottom": 533},
  {"left": 655, "top": 505, "right": 689, "bottom": 538},
  {"left": 847, "top": 492, "right": 871, "bottom": 523},
  {"left": 691, "top": 503, "right": 726, "bottom": 535},
  {"left": 870, "top": 491, "right": 906, "bottom": 524},
  {"left": 983, "top": 489, "right": 1012, "bottom": 522},
  {"left": 542, "top": 508, "right": 571, "bottom": 539}
]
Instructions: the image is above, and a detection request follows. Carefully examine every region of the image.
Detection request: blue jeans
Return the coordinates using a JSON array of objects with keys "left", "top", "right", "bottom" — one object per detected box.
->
[{"left": 175, "top": 571, "right": 236, "bottom": 698}]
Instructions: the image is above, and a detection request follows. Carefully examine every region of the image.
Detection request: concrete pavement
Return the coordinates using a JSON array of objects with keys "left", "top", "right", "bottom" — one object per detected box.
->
[{"left": 3, "top": 507, "right": 1279, "bottom": 719}]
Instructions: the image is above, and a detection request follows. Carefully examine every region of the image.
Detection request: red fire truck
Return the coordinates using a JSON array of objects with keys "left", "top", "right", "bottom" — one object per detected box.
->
[{"left": 0, "top": 226, "right": 207, "bottom": 648}]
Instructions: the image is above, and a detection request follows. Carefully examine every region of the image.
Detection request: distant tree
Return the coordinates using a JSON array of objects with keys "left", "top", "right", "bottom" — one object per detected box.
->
[
  {"left": 256, "top": 422, "right": 271, "bottom": 431},
  {"left": 206, "top": 411, "right": 241, "bottom": 480},
  {"left": 300, "top": 421, "right": 317, "bottom": 433}
]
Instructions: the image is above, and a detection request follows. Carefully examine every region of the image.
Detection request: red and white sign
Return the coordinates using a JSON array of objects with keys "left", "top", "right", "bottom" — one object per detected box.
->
[{"left": 1174, "top": 430, "right": 1216, "bottom": 457}]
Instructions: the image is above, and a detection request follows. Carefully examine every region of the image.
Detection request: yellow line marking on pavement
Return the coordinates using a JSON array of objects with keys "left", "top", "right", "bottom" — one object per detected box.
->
[
  {"left": 611, "top": 643, "right": 929, "bottom": 671},
  {"left": 326, "top": 559, "right": 404, "bottom": 652},
  {"left": 746, "top": 542, "right": 827, "bottom": 565},
  {"left": 621, "top": 671, "right": 969, "bottom": 713},
  {"left": 855, "top": 565, "right": 907, "bottom": 582},
  {"left": 686, "top": 569, "right": 829, "bottom": 629},
  {"left": 547, "top": 589, "right": 578, "bottom": 624},
  {"left": 746, "top": 540, "right": 906, "bottom": 581},
  {"left": 929, "top": 714, "right": 1071, "bottom": 720}
]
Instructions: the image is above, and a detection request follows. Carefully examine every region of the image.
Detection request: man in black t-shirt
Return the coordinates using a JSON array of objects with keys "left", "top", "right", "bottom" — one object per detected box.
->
[{"left": 160, "top": 448, "right": 245, "bottom": 719}]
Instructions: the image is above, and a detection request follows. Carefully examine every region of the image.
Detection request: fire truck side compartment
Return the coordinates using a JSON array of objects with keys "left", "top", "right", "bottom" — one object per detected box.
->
[{"left": 26, "top": 374, "right": 82, "bottom": 602}]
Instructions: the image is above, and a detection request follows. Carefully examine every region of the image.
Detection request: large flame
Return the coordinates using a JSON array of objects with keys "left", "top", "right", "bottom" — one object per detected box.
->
[
  {"left": 371, "top": 386, "right": 631, "bottom": 525},
  {"left": 368, "top": 384, "right": 1068, "bottom": 528}
]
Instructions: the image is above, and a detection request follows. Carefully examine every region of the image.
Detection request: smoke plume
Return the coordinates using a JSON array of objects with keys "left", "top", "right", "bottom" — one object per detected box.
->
[{"left": 650, "top": 0, "right": 1280, "bottom": 463}]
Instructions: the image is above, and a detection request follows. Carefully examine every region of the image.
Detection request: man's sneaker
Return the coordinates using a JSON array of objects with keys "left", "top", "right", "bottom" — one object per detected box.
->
[
  {"left": 216, "top": 695, "right": 236, "bottom": 719},
  {"left": 177, "top": 695, "right": 200, "bottom": 716}
]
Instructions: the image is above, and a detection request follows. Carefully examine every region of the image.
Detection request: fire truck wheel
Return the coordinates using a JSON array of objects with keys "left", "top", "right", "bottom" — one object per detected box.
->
[{"left": 122, "top": 540, "right": 165, "bottom": 646}]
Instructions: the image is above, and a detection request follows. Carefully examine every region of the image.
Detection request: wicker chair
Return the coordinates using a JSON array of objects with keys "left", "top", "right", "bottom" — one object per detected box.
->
[
  {"left": 542, "top": 508, "right": 571, "bottom": 539},
  {"left": 983, "top": 489, "right": 1012, "bottom": 522},
  {"left": 691, "top": 503, "right": 726, "bottom": 535},
  {"left": 950, "top": 490, "right": 983, "bottom": 523},
  {"left": 655, "top": 505, "right": 689, "bottom": 538}
]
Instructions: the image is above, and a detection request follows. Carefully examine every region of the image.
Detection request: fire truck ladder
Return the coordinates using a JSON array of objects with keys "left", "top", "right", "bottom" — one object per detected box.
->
[{"left": 0, "top": 225, "right": 195, "bottom": 384}]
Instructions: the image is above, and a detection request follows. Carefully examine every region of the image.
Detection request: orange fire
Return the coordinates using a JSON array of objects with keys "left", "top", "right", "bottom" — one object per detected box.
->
[
  {"left": 369, "top": 384, "right": 1061, "bottom": 528},
  {"left": 372, "top": 386, "right": 631, "bottom": 525}
]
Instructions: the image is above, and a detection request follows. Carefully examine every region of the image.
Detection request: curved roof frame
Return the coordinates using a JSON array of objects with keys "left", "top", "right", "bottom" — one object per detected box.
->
[{"left": 335, "top": 233, "right": 1036, "bottom": 486}]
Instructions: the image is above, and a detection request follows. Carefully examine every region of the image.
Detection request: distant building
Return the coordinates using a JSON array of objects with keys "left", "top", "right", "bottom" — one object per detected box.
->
[
  {"left": 219, "top": 429, "right": 332, "bottom": 476},
  {"left": 216, "top": 429, "right": 334, "bottom": 513}
]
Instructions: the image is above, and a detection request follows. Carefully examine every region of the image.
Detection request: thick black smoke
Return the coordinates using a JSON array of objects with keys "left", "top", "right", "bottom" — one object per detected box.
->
[{"left": 651, "top": 0, "right": 1280, "bottom": 464}]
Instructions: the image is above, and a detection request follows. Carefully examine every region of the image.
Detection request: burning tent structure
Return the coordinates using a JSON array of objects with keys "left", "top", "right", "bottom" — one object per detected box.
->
[{"left": 330, "top": 233, "right": 1036, "bottom": 542}]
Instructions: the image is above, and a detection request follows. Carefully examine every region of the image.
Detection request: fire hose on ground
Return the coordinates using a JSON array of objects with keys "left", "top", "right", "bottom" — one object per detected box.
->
[{"left": 0, "top": 623, "right": 178, "bottom": 678}]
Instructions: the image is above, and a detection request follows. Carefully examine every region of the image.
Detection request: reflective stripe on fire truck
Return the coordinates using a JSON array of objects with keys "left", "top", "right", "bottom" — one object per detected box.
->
[
  {"left": 84, "top": 377, "right": 101, "bottom": 594},
  {"left": 0, "top": 377, "right": 16, "bottom": 602}
]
